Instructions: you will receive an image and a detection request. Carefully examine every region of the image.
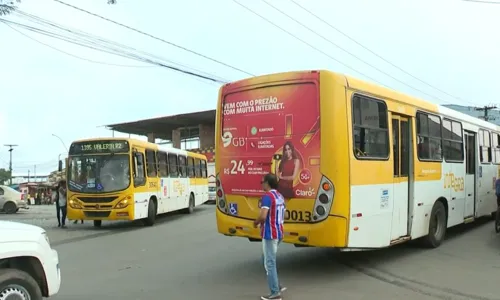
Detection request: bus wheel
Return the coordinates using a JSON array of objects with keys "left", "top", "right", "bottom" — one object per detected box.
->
[
  {"left": 93, "top": 220, "right": 102, "bottom": 228},
  {"left": 422, "top": 201, "right": 447, "bottom": 248},
  {"left": 143, "top": 199, "right": 156, "bottom": 226},
  {"left": 183, "top": 194, "right": 195, "bottom": 214}
]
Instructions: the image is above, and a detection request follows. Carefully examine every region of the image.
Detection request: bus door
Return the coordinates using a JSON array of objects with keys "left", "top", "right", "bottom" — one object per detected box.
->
[
  {"left": 391, "top": 115, "right": 412, "bottom": 240},
  {"left": 464, "top": 131, "right": 476, "bottom": 218}
]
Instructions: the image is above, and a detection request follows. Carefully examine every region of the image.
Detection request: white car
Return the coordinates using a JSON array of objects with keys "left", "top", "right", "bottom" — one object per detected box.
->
[
  {"left": 0, "top": 185, "right": 28, "bottom": 214},
  {"left": 207, "top": 186, "right": 216, "bottom": 204},
  {"left": 0, "top": 221, "right": 61, "bottom": 299}
]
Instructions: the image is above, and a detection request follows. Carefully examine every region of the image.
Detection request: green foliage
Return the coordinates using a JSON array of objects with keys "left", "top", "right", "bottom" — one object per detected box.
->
[
  {"left": 0, "top": 168, "right": 11, "bottom": 185},
  {"left": 0, "top": 0, "right": 20, "bottom": 16},
  {"left": 0, "top": 0, "right": 116, "bottom": 16}
]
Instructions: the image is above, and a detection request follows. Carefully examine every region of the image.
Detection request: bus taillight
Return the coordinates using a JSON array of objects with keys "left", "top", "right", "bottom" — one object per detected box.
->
[
  {"left": 312, "top": 176, "right": 335, "bottom": 222},
  {"left": 216, "top": 174, "right": 227, "bottom": 213}
]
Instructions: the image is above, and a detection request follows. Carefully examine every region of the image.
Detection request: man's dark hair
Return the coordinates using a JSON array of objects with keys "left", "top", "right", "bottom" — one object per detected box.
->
[{"left": 264, "top": 173, "right": 279, "bottom": 189}]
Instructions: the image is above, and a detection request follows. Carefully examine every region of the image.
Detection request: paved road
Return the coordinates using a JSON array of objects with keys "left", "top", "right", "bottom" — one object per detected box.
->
[{"left": 3, "top": 205, "right": 500, "bottom": 299}]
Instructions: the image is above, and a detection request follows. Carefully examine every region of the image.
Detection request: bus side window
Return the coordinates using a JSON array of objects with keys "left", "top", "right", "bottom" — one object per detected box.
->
[
  {"left": 188, "top": 157, "right": 195, "bottom": 178},
  {"left": 133, "top": 152, "right": 146, "bottom": 186},
  {"left": 194, "top": 158, "right": 201, "bottom": 178},
  {"left": 178, "top": 155, "right": 187, "bottom": 178},
  {"left": 352, "top": 95, "right": 389, "bottom": 159},
  {"left": 145, "top": 149, "right": 157, "bottom": 178},
  {"left": 158, "top": 151, "right": 169, "bottom": 177},
  {"left": 168, "top": 153, "right": 178, "bottom": 177},
  {"left": 200, "top": 159, "right": 207, "bottom": 178}
]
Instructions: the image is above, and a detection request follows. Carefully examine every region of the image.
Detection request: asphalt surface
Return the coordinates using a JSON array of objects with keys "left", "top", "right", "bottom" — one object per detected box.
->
[{"left": 2, "top": 205, "right": 500, "bottom": 300}]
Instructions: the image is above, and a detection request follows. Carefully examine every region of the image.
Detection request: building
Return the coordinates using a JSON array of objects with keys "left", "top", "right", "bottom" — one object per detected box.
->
[
  {"left": 106, "top": 109, "right": 216, "bottom": 162},
  {"left": 2, "top": 175, "right": 49, "bottom": 185},
  {"left": 443, "top": 104, "right": 500, "bottom": 125}
]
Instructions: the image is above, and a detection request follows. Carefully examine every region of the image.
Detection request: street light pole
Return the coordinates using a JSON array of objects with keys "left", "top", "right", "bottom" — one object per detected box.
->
[
  {"left": 4, "top": 144, "right": 18, "bottom": 185},
  {"left": 51, "top": 134, "right": 68, "bottom": 151}
]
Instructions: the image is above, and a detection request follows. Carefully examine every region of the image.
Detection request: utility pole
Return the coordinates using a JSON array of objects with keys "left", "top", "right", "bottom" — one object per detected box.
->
[
  {"left": 34, "top": 165, "right": 36, "bottom": 182},
  {"left": 28, "top": 169, "right": 30, "bottom": 182},
  {"left": 475, "top": 105, "right": 497, "bottom": 122},
  {"left": 4, "top": 144, "right": 18, "bottom": 185}
]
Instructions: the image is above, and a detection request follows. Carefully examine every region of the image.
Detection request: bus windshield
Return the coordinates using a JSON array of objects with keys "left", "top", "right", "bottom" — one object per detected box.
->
[{"left": 67, "top": 154, "right": 130, "bottom": 193}]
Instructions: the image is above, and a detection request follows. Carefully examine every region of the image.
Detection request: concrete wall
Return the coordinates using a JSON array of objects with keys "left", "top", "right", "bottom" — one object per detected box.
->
[{"left": 199, "top": 124, "right": 215, "bottom": 149}]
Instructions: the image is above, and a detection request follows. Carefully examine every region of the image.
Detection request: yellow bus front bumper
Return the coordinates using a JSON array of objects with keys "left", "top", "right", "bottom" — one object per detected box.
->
[{"left": 67, "top": 207, "right": 133, "bottom": 221}]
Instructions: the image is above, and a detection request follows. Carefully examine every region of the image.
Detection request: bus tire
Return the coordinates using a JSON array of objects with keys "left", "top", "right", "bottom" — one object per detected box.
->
[
  {"left": 183, "top": 194, "right": 195, "bottom": 214},
  {"left": 143, "top": 199, "right": 156, "bottom": 226},
  {"left": 93, "top": 220, "right": 102, "bottom": 228},
  {"left": 422, "top": 201, "right": 447, "bottom": 248}
]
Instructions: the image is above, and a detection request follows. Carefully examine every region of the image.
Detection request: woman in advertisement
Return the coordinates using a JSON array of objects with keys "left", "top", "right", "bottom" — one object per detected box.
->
[{"left": 275, "top": 141, "right": 300, "bottom": 199}]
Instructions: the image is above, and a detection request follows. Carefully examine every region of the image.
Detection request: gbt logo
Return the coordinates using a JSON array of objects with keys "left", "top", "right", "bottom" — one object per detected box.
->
[
  {"left": 295, "top": 187, "right": 315, "bottom": 197},
  {"left": 222, "top": 131, "right": 233, "bottom": 148},
  {"left": 221, "top": 131, "right": 246, "bottom": 148}
]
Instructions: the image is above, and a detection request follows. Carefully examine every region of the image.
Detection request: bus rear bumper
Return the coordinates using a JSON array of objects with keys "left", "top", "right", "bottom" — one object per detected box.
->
[{"left": 216, "top": 210, "right": 348, "bottom": 247}]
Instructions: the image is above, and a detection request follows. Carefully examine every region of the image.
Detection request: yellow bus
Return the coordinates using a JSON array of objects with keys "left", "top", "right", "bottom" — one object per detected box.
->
[
  {"left": 215, "top": 70, "right": 499, "bottom": 250},
  {"left": 66, "top": 138, "right": 209, "bottom": 227}
]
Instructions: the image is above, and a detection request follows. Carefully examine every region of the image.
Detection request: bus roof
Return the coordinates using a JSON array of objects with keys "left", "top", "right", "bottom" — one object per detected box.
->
[
  {"left": 342, "top": 72, "right": 500, "bottom": 131},
  {"left": 70, "top": 137, "right": 207, "bottom": 160}
]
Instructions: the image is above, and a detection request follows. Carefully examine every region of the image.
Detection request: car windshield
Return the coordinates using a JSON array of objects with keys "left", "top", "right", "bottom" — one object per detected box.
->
[
  {"left": 0, "top": 186, "right": 20, "bottom": 194},
  {"left": 67, "top": 154, "right": 130, "bottom": 193}
]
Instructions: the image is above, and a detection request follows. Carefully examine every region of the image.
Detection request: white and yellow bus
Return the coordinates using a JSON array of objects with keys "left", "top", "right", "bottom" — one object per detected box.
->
[
  {"left": 215, "top": 70, "right": 499, "bottom": 249},
  {"left": 66, "top": 138, "right": 209, "bottom": 227}
]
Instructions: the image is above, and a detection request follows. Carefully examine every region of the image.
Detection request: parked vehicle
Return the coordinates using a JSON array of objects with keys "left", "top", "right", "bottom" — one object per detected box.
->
[
  {"left": 0, "top": 185, "right": 28, "bottom": 214},
  {"left": 0, "top": 221, "right": 61, "bottom": 299}
]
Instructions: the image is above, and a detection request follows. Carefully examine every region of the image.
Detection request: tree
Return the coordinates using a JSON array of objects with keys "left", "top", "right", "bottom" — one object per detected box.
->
[
  {"left": 0, "top": 168, "right": 11, "bottom": 185},
  {"left": 0, "top": 0, "right": 20, "bottom": 16},
  {"left": 0, "top": 0, "right": 116, "bottom": 16}
]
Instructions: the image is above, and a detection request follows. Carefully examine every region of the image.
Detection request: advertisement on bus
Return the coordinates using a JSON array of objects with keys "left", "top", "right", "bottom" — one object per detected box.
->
[{"left": 219, "top": 80, "right": 321, "bottom": 199}]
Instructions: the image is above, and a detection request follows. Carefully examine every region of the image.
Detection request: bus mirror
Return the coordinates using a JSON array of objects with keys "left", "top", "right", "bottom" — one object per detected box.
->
[{"left": 58, "top": 160, "right": 63, "bottom": 172}]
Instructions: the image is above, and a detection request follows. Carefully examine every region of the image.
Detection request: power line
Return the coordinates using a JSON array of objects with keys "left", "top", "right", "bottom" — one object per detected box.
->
[
  {"left": 0, "top": 17, "right": 230, "bottom": 83},
  {"left": 52, "top": 0, "right": 255, "bottom": 77},
  {"left": 475, "top": 105, "right": 497, "bottom": 121},
  {"left": 11, "top": 9, "right": 229, "bottom": 83},
  {"left": 288, "top": 0, "right": 475, "bottom": 106},
  {"left": 459, "top": 0, "right": 500, "bottom": 3},
  {"left": 232, "top": 0, "right": 387, "bottom": 88},
  {"left": 3, "top": 22, "right": 154, "bottom": 68},
  {"left": 261, "top": 0, "right": 450, "bottom": 104}
]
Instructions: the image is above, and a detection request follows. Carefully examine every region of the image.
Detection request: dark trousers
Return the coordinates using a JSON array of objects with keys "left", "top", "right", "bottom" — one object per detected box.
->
[
  {"left": 58, "top": 205, "right": 67, "bottom": 226},
  {"left": 497, "top": 196, "right": 500, "bottom": 208},
  {"left": 56, "top": 202, "right": 61, "bottom": 225}
]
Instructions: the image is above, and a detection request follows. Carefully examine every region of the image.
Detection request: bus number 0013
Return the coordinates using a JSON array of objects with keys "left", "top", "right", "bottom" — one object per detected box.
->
[{"left": 285, "top": 210, "right": 311, "bottom": 222}]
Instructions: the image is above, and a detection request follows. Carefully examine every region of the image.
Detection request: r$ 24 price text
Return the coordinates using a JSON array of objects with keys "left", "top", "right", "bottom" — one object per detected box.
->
[{"left": 223, "top": 159, "right": 254, "bottom": 175}]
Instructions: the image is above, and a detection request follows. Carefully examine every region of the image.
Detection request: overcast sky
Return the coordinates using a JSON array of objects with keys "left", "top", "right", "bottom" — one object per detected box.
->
[{"left": 0, "top": 0, "right": 498, "bottom": 176}]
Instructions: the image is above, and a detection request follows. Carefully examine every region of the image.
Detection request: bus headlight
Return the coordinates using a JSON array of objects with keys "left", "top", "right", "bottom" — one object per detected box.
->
[
  {"left": 115, "top": 198, "right": 130, "bottom": 209},
  {"left": 69, "top": 199, "right": 82, "bottom": 209}
]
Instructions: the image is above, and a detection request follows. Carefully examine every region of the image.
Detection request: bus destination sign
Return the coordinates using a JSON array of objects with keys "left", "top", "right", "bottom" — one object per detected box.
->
[{"left": 69, "top": 140, "right": 130, "bottom": 155}]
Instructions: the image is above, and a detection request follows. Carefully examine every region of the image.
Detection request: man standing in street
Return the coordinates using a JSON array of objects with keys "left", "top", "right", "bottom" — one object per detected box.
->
[
  {"left": 57, "top": 180, "right": 68, "bottom": 228},
  {"left": 253, "top": 173, "right": 286, "bottom": 300}
]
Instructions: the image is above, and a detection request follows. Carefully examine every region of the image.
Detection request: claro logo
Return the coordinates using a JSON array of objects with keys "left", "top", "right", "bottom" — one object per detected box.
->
[
  {"left": 222, "top": 131, "right": 233, "bottom": 148},
  {"left": 295, "top": 187, "right": 315, "bottom": 197}
]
